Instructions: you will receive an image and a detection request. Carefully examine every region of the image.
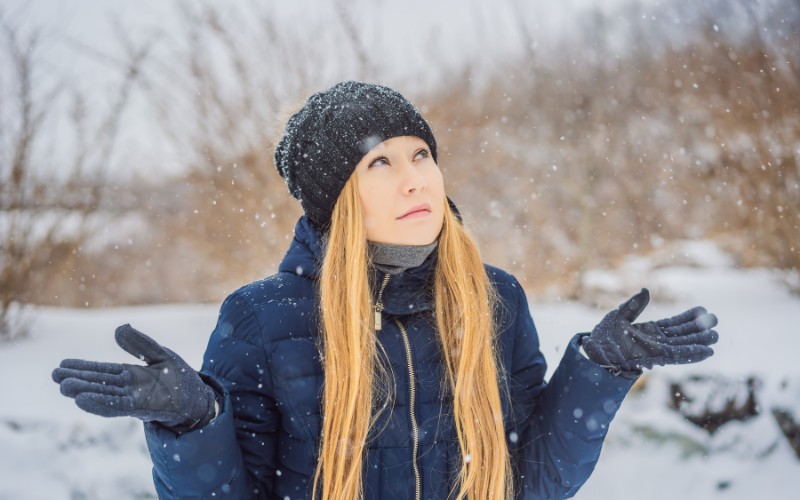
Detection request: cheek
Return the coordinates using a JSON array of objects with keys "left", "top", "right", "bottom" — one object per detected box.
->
[
  {"left": 428, "top": 169, "right": 445, "bottom": 200},
  {"left": 359, "top": 184, "right": 391, "bottom": 227}
]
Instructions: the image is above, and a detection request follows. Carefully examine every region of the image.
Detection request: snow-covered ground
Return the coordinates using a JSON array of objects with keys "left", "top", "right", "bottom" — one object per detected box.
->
[{"left": 2, "top": 240, "right": 799, "bottom": 499}]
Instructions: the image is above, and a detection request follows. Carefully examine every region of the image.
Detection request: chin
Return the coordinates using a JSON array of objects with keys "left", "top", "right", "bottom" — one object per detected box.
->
[
  {"left": 369, "top": 218, "right": 443, "bottom": 245},
  {"left": 370, "top": 231, "right": 436, "bottom": 246},
  {"left": 404, "top": 236, "right": 437, "bottom": 246},
  {"left": 397, "top": 227, "right": 441, "bottom": 246}
]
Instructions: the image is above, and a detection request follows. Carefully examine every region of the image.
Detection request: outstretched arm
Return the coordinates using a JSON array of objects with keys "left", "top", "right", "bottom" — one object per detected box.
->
[
  {"left": 142, "top": 291, "right": 280, "bottom": 499},
  {"left": 504, "top": 279, "right": 636, "bottom": 499},
  {"left": 509, "top": 286, "right": 720, "bottom": 499}
]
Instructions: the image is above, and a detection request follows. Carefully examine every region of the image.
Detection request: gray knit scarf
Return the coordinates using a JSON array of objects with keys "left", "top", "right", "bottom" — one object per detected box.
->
[{"left": 368, "top": 239, "right": 439, "bottom": 275}]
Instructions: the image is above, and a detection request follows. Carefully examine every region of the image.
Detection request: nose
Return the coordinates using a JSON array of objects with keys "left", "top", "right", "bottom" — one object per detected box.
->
[{"left": 399, "top": 159, "right": 427, "bottom": 194}]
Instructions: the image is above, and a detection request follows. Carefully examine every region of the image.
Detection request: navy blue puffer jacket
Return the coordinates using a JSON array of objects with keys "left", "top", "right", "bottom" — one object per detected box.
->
[{"left": 144, "top": 216, "right": 635, "bottom": 499}]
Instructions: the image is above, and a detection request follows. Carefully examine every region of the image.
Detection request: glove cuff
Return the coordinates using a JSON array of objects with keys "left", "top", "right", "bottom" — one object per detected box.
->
[
  {"left": 580, "top": 333, "right": 642, "bottom": 379},
  {"left": 580, "top": 333, "right": 609, "bottom": 366},
  {"left": 605, "top": 365, "right": 643, "bottom": 379},
  {"left": 167, "top": 383, "right": 218, "bottom": 435}
]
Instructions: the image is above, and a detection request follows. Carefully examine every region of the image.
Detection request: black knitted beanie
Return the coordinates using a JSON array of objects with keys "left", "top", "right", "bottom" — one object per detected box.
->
[{"left": 274, "top": 81, "right": 438, "bottom": 229}]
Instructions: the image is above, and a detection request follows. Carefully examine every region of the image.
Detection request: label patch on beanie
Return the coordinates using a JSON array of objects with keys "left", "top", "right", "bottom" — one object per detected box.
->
[{"left": 359, "top": 134, "right": 384, "bottom": 155}]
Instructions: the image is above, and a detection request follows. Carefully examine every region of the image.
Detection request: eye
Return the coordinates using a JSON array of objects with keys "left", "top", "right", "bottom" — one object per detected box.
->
[
  {"left": 368, "top": 156, "right": 389, "bottom": 168},
  {"left": 414, "top": 149, "right": 429, "bottom": 161}
]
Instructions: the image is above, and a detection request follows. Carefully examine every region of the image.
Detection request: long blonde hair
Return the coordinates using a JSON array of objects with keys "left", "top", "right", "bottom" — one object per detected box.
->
[{"left": 313, "top": 174, "right": 513, "bottom": 499}]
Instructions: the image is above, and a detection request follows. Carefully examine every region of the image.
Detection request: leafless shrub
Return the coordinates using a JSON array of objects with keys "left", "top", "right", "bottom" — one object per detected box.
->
[
  {"left": 425, "top": 1, "right": 799, "bottom": 298},
  {"left": 18, "top": 0, "right": 798, "bottom": 309},
  {"left": 0, "top": 14, "right": 143, "bottom": 338},
  {"left": 63, "top": 1, "right": 384, "bottom": 304}
]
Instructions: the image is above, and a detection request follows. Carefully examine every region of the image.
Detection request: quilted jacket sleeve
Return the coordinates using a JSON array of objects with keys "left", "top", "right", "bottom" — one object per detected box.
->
[
  {"left": 506, "top": 279, "right": 636, "bottom": 499},
  {"left": 143, "top": 290, "right": 279, "bottom": 499}
]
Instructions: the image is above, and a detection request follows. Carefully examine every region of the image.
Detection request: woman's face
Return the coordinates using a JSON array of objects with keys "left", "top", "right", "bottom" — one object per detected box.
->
[{"left": 354, "top": 135, "right": 445, "bottom": 245}]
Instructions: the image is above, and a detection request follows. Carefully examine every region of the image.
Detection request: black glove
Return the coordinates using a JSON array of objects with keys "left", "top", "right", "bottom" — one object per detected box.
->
[
  {"left": 583, "top": 288, "right": 719, "bottom": 378},
  {"left": 52, "top": 324, "right": 216, "bottom": 433}
]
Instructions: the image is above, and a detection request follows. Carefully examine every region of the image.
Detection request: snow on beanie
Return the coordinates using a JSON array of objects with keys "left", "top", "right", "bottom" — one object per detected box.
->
[{"left": 274, "top": 81, "right": 438, "bottom": 229}]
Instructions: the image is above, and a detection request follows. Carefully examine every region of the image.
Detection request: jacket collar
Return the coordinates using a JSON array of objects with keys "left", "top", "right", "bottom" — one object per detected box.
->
[{"left": 278, "top": 216, "right": 436, "bottom": 314}]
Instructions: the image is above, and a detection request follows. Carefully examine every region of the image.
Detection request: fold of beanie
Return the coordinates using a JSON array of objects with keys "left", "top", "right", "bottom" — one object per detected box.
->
[{"left": 274, "top": 81, "right": 438, "bottom": 229}]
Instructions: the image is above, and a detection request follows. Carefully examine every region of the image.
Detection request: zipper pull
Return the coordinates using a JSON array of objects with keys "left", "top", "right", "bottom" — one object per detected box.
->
[{"left": 374, "top": 273, "right": 391, "bottom": 333}]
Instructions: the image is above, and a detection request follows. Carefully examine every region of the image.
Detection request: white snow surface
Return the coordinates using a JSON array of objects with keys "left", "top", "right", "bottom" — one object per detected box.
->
[{"left": 2, "top": 240, "right": 799, "bottom": 499}]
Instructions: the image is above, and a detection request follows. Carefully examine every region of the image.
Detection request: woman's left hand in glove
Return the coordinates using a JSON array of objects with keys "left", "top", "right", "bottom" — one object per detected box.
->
[{"left": 582, "top": 288, "right": 719, "bottom": 378}]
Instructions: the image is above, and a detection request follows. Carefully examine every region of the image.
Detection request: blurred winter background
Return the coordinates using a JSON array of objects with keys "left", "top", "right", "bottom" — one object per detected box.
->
[{"left": 0, "top": 0, "right": 798, "bottom": 498}]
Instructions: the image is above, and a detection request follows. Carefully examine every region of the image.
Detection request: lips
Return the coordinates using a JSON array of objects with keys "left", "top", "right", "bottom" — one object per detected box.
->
[{"left": 397, "top": 203, "right": 432, "bottom": 219}]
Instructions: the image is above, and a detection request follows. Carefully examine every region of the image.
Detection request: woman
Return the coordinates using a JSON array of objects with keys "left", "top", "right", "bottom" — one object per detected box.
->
[{"left": 53, "top": 81, "right": 719, "bottom": 499}]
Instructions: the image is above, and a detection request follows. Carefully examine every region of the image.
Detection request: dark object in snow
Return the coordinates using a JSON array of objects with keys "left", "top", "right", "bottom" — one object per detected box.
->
[
  {"left": 772, "top": 407, "right": 800, "bottom": 459},
  {"left": 52, "top": 324, "right": 217, "bottom": 433},
  {"left": 716, "top": 480, "right": 733, "bottom": 491},
  {"left": 669, "top": 375, "right": 759, "bottom": 434},
  {"left": 274, "top": 81, "right": 438, "bottom": 230},
  {"left": 583, "top": 288, "right": 719, "bottom": 378}
]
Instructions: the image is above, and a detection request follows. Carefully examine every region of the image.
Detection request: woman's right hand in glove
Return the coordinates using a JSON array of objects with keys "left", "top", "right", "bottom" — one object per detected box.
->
[{"left": 52, "top": 324, "right": 217, "bottom": 433}]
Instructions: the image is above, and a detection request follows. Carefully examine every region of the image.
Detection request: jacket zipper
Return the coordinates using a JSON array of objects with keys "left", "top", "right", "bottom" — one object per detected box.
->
[
  {"left": 373, "top": 273, "right": 422, "bottom": 500},
  {"left": 395, "top": 318, "right": 422, "bottom": 500},
  {"left": 374, "top": 273, "right": 391, "bottom": 332}
]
